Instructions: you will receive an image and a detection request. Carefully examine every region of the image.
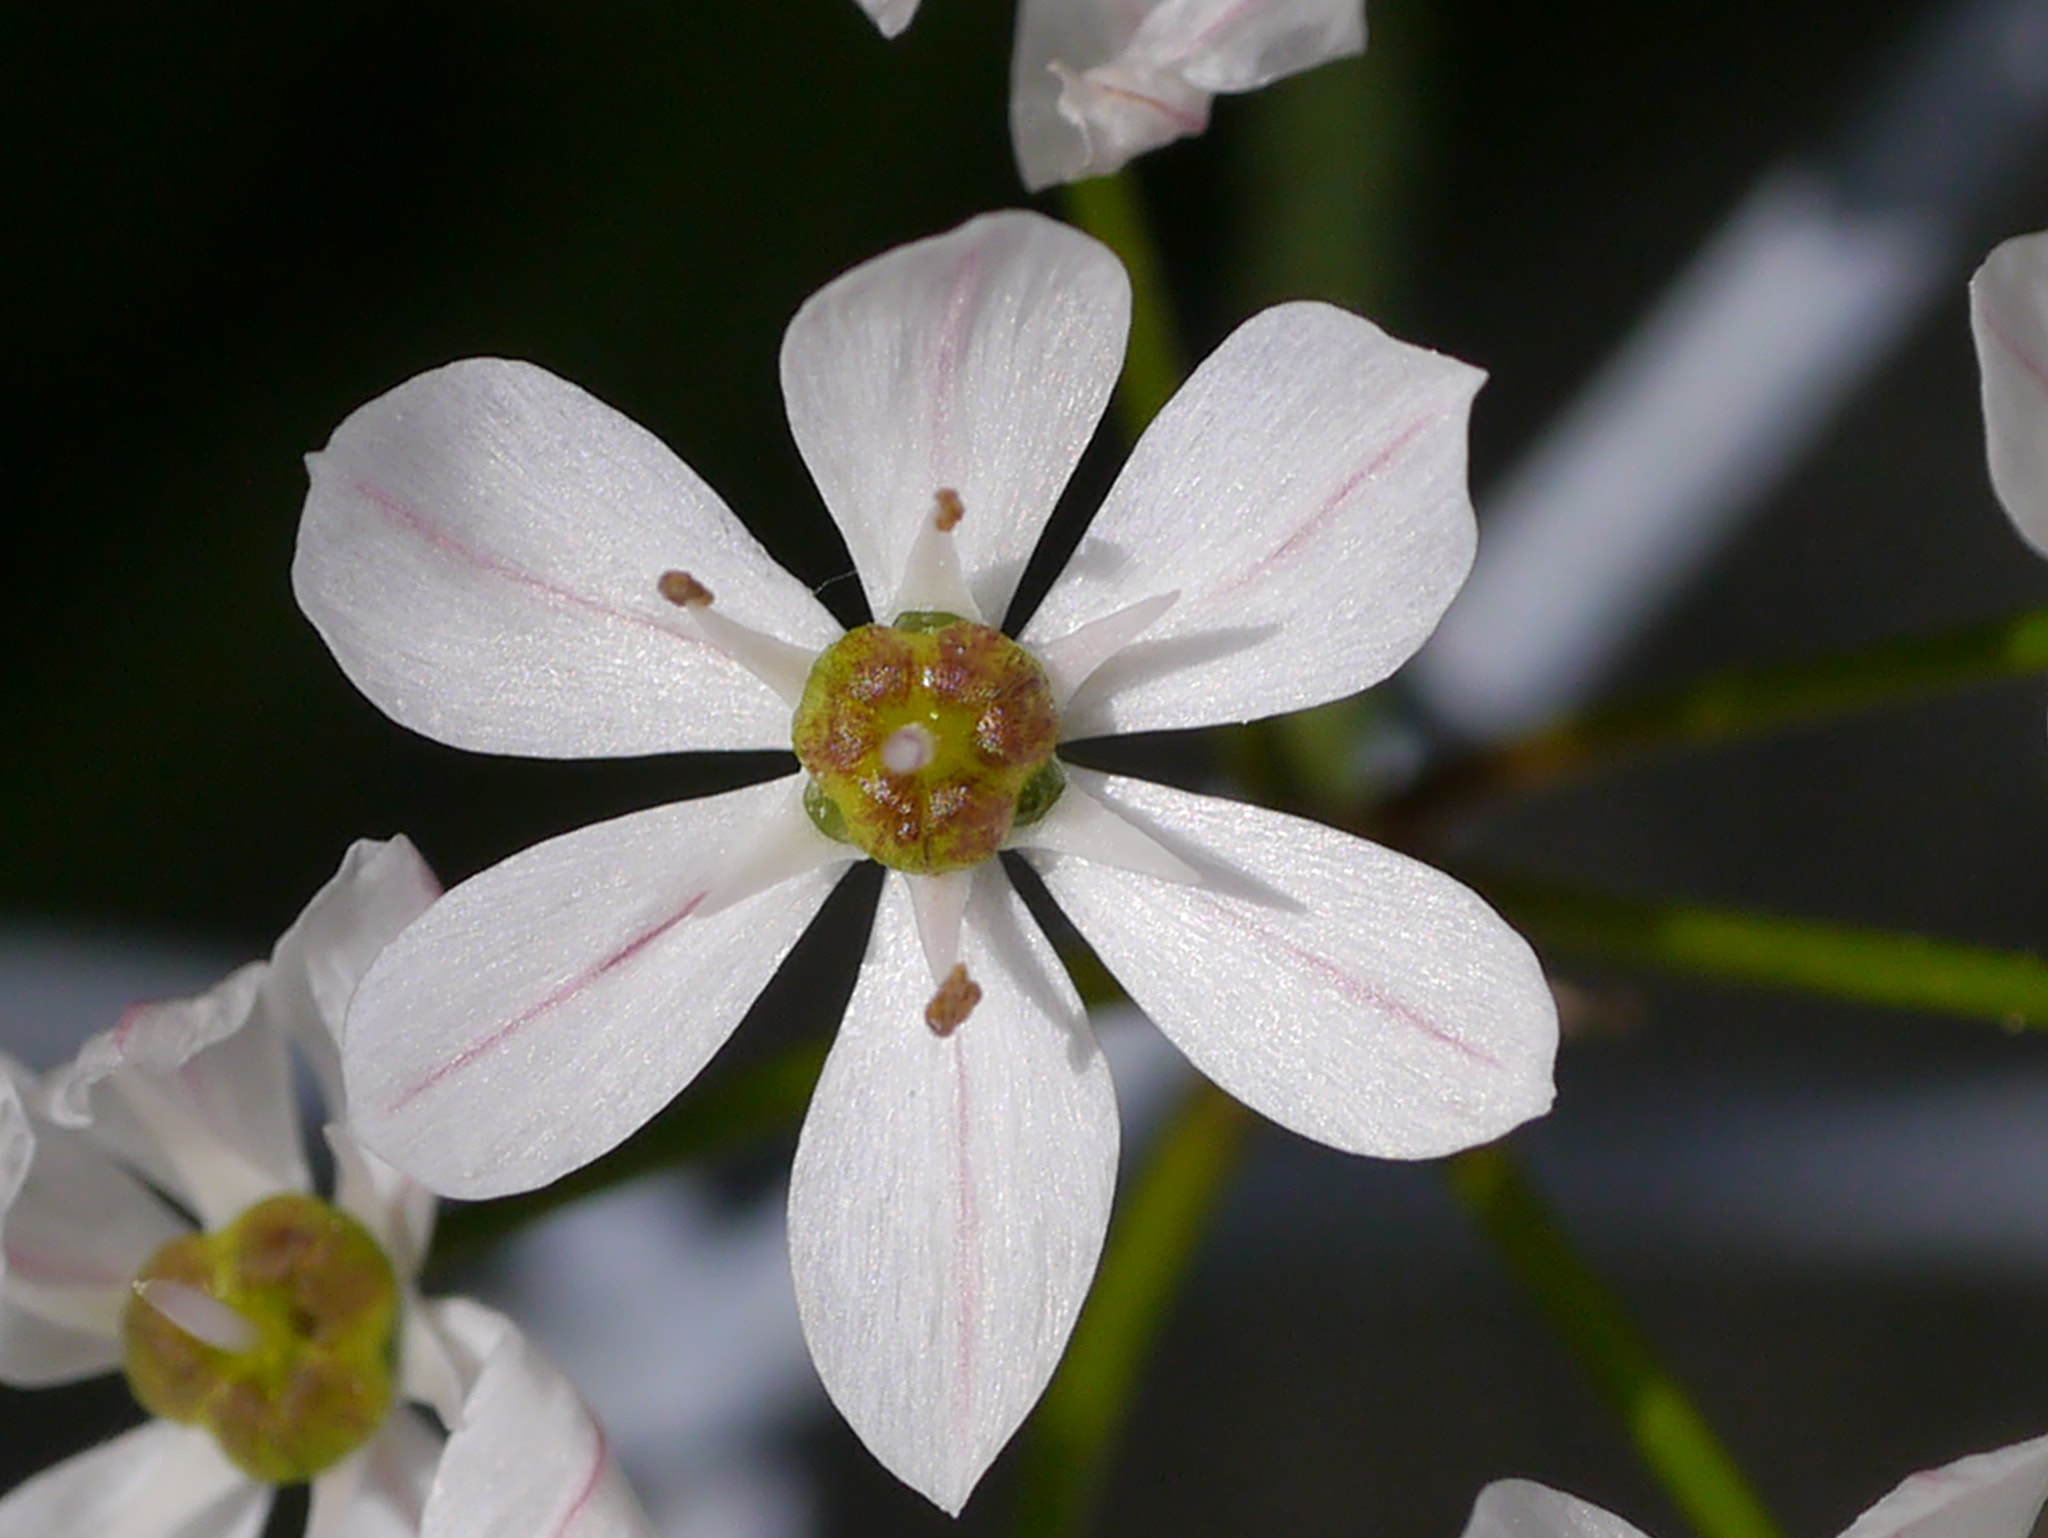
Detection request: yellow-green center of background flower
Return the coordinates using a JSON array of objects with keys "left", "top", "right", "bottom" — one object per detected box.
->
[
  {"left": 122, "top": 1192, "right": 400, "bottom": 1484},
  {"left": 793, "top": 612, "right": 1063, "bottom": 874}
]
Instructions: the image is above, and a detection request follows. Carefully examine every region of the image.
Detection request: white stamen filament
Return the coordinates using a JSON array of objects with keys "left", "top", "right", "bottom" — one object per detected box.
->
[
  {"left": 881, "top": 723, "right": 937, "bottom": 774},
  {"left": 890, "top": 490, "right": 980, "bottom": 621},
  {"left": 658, "top": 571, "right": 818, "bottom": 707},
  {"left": 1035, "top": 590, "right": 1179, "bottom": 711},
  {"left": 135, "top": 1278, "right": 258, "bottom": 1355}
]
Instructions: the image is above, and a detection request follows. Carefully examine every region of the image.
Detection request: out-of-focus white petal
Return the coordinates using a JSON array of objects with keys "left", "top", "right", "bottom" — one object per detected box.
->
[
  {"left": 329, "top": 1124, "right": 436, "bottom": 1284},
  {"left": 0, "top": 1069, "right": 184, "bottom": 1382},
  {"left": 1460, "top": 1480, "right": 1656, "bottom": 1538},
  {"left": 1010, "top": 0, "right": 1362, "bottom": 188},
  {"left": 420, "top": 1298, "right": 654, "bottom": 1538},
  {"left": 781, "top": 211, "right": 1129, "bottom": 627},
  {"left": 1025, "top": 302, "right": 1483, "bottom": 737},
  {"left": 855, "top": 0, "right": 919, "bottom": 37},
  {"left": 788, "top": 867, "right": 1117, "bottom": 1515},
  {"left": 1130, "top": 0, "right": 1365, "bottom": 92},
  {"left": 1029, "top": 771, "right": 1557, "bottom": 1158},
  {"left": 1839, "top": 1431, "right": 2048, "bottom": 1538},
  {"left": 306, "top": 1409, "right": 441, "bottom": 1538},
  {"left": 295, "top": 358, "right": 841, "bottom": 758},
  {"left": 0, "top": 1420, "right": 267, "bottom": 1538},
  {"left": 342, "top": 778, "right": 852, "bottom": 1198},
  {"left": 267, "top": 836, "right": 443, "bottom": 1114},
  {"left": 43, "top": 963, "right": 299, "bottom": 1226},
  {"left": 1970, "top": 232, "right": 2048, "bottom": 554}
]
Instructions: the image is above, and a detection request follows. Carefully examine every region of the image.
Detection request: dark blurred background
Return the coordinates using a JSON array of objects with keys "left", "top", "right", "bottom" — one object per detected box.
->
[{"left": 12, "top": 1, "right": 2048, "bottom": 1535}]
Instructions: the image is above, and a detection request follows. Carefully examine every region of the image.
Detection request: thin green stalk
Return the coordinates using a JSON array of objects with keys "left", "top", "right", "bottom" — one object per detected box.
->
[
  {"left": 1061, "top": 173, "right": 1185, "bottom": 440},
  {"left": 1014, "top": 1085, "right": 1250, "bottom": 1538},
  {"left": 1401, "top": 607, "right": 2048, "bottom": 826},
  {"left": 1490, "top": 875, "right": 2048, "bottom": 1028},
  {"left": 429, "top": 1039, "right": 828, "bottom": 1267},
  {"left": 1448, "top": 1145, "right": 1784, "bottom": 1538}
]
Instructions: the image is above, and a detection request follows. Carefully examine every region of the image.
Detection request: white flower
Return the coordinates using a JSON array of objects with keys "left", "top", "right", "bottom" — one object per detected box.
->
[
  {"left": 0, "top": 840, "right": 652, "bottom": 1538},
  {"left": 1971, "top": 230, "right": 2048, "bottom": 556},
  {"left": 855, "top": 0, "right": 1365, "bottom": 189},
  {"left": 1462, "top": 1432, "right": 2048, "bottom": 1538},
  {"left": 294, "top": 209, "right": 1558, "bottom": 1512}
]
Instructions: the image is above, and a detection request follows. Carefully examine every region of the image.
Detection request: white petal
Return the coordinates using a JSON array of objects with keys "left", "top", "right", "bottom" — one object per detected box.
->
[
  {"left": 44, "top": 963, "right": 299, "bottom": 1226},
  {"left": 1460, "top": 1480, "right": 1655, "bottom": 1538},
  {"left": 1970, "top": 231, "right": 2048, "bottom": 554},
  {"left": 781, "top": 212, "right": 1129, "bottom": 626},
  {"left": 420, "top": 1298, "right": 654, "bottom": 1538},
  {"left": 1028, "top": 771, "right": 1557, "bottom": 1158},
  {"left": 294, "top": 358, "right": 841, "bottom": 758},
  {"left": 1010, "top": 0, "right": 1363, "bottom": 188},
  {"left": 307, "top": 1410, "right": 441, "bottom": 1538},
  {"left": 0, "top": 1420, "right": 267, "bottom": 1538},
  {"left": 788, "top": 867, "right": 1118, "bottom": 1514},
  {"left": 1128, "top": 0, "right": 1365, "bottom": 93},
  {"left": 1024, "top": 302, "right": 1484, "bottom": 737},
  {"left": 267, "top": 836, "right": 444, "bottom": 1114},
  {"left": 1839, "top": 1431, "right": 2048, "bottom": 1538},
  {"left": 342, "top": 778, "right": 852, "bottom": 1198},
  {"left": 855, "top": 0, "right": 919, "bottom": 37},
  {"left": 0, "top": 1069, "right": 185, "bottom": 1383}
]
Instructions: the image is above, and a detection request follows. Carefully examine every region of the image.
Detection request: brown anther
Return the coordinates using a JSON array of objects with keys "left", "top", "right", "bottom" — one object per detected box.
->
[
  {"left": 932, "top": 488, "right": 964, "bottom": 532},
  {"left": 658, "top": 570, "right": 714, "bottom": 608},
  {"left": 924, "top": 962, "right": 982, "bottom": 1036}
]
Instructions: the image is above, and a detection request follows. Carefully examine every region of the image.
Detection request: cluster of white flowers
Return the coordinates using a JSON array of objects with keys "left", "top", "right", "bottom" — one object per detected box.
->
[{"left": 19, "top": 0, "right": 2048, "bottom": 1529}]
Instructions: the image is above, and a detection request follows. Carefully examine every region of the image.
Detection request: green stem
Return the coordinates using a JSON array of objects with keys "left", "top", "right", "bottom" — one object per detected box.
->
[
  {"left": 1401, "top": 607, "right": 2048, "bottom": 826},
  {"left": 1448, "top": 1145, "right": 1784, "bottom": 1538},
  {"left": 428, "top": 1039, "right": 828, "bottom": 1268},
  {"left": 1060, "top": 173, "right": 1185, "bottom": 441},
  {"left": 1014, "top": 1085, "right": 1250, "bottom": 1538},
  {"left": 1491, "top": 875, "right": 2048, "bottom": 1028}
]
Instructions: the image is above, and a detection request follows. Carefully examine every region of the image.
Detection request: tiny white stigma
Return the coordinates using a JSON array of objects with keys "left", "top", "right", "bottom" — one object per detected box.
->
[
  {"left": 135, "top": 1278, "right": 258, "bottom": 1355},
  {"left": 881, "top": 722, "right": 937, "bottom": 774}
]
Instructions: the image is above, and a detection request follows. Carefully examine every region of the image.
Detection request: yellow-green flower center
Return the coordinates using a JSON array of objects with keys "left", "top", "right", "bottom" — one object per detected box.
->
[
  {"left": 122, "top": 1192, "right": 400, "bottom": 1485},
  {"left": 792, "top": 612, "right": 1063, "bottom": 874}
]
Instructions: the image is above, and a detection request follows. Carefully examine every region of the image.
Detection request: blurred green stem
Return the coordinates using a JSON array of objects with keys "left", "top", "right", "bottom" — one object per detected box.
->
[
  {"left": 1492, "top": 875, "right": 2048, "bottom": 1028},
  {"left": 1015, "top": 1085, "right": 1250, "bottom": 1538},
  {"left": 1398, "top": 606, "right": 2048, "bottom": 829},
  {"left": 1448, "top": 1145, "right": 1785, "bottom": 1538},
  {"left": 1061, "top": 173, "right": 1185, "bottom": 439}
]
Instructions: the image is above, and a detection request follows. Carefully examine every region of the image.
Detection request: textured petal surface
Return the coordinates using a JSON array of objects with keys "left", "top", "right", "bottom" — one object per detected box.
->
[
  {"left": 789, "top": 868, "right": 1117, "bottom": 1514},
  {"left": 1026, "top": 772, "right": 1557, "bottom": 1158},
  {"left": 1460, "top": 1481, "right": 1656, "bottom": 1538},
  {"left": 306, "top": 1410, "right": 440, "bottom": 1538},
  {"left": 1970, "top": 231, "right": 2048, "bottom": 554},
  {"left": 342, "top": 779, "right": 850, "bottom": 1198},
  {"left": 421, "top": 1298, "right": 654, "bottom": 1538},
  {"left": 1012, "top": 0, "right": 1180, "bottom": 189},
  {"left": 1024, "top": 302, "right": 1483, "bottom": 736},
  {"left": 268, "top": 836, "right": 443, "bottom": 1114},
  {"left": 44, "top": 963, "right": 301, "bottom": 1225},
  {"left": 295, "top": 358, "right": 841, "bottom": 758},
  {"left": 1840, "top": 1431, "right": 2048, "bottom": 1538},
  {"left": 0, "top": 1068, "right": 186, "bottom": 1383},
  {"left": 0, "top": 1420, "right": 267, "bottom": 1538},
  {"left": 781, "top": 211, "right": 1128, "bottom": 626}
]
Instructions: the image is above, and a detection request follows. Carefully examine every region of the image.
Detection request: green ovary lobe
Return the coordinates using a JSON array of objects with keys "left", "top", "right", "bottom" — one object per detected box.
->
[
  {"left": 122, "top": 1193, "right": 400, "bottom": 1485},
  {"left": 793, "top": 614, "right": 1064, "bottom": 874}
]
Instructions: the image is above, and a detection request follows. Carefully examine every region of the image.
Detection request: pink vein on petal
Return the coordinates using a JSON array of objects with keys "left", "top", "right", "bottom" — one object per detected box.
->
[
  {"left": 1172, "top": 0, "right": 1264, "bottom": 63},
  {"left": 1186, "top": 890, "right": 1500, "bottom": 1067},
  {"left": 5, "top": 1243, "right": 137, "bottom": 1289},
  {"left": 349, "top": 479, "right": 716, "bottom": 653},
  {"left": 927, "top": 249, "right": 983, "bottom": 490},
  {"left": 1092, "top": 78, "right": 1206, "bottom": 133},
  {"left": 948, "top": 1042, "right": 979, "bottom": 1442},
  {"left": 548, "top": 1421, "right": 612, "bottom": 1538},
  {"left": 1984, "top": 308, "right": 2048, "bottom": 401},
  {"left": 388, "top": 892, "right": 708, "bottom": 1114}
]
